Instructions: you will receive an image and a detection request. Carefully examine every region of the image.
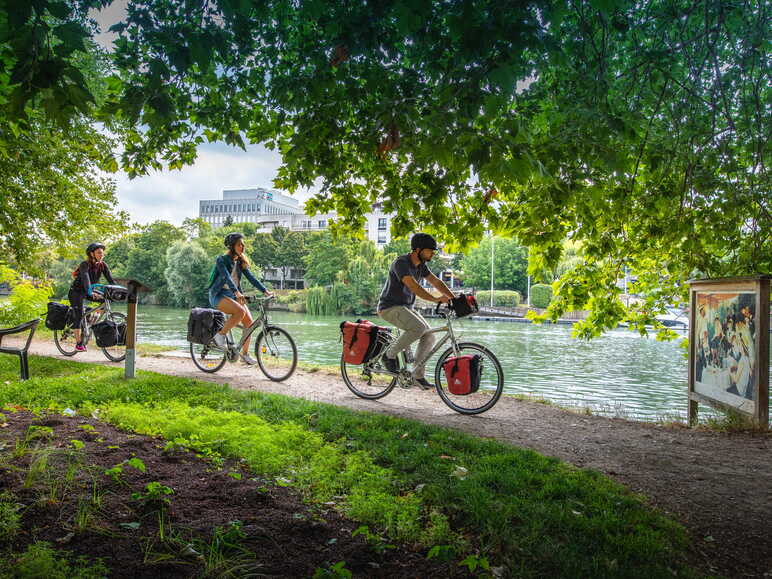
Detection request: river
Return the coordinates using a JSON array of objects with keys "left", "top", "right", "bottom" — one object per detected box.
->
[{"left": 115, "top": 304, "right": 772, "bottom": 422}]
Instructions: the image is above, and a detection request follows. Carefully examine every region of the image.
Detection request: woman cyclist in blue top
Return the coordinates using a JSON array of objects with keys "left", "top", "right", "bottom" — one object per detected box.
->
[
  {"left": 69, "top": 242, "right": 116, "bottom": 351},
  {"left": 209, "top": 232, "right": 272, "bottom": 364}
]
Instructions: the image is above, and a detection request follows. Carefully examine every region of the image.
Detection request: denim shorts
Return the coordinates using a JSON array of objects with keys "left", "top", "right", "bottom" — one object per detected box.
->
[{"left": 208, "top": 288, "right": 237, "bottom": 308}]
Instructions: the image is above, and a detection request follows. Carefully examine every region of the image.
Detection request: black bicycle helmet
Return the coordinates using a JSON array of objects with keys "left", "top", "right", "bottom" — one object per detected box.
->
[
  {"left": 224, "top": 232, "right": 244, "bottom": 250},
  {"left": 410, "top": 232, "right": 438, "bottom": 251},
  {"left": 86, "top": 242, "right": 105, "bottom": 254}
]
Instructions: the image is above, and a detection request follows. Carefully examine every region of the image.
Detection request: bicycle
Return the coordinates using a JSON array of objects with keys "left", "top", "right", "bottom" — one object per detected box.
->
[
  {"left": 341, "top": 302, "right": 504, "bottom": 415},
  {"left": 54, "top": 285, "right": 127, "bottom": 362},
  {"left": 190, "top": 295, "right": 298, "bottom": 382}
]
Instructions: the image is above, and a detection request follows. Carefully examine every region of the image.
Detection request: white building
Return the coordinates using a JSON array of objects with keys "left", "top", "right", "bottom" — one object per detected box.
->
[{"left": 199, "top": 188, "right": 394, "bottom": 248}]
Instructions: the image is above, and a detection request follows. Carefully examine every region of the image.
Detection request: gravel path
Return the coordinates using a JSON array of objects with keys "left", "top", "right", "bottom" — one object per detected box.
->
[{"left": 26, "top": 341, "right": 772, "bottom": 577}]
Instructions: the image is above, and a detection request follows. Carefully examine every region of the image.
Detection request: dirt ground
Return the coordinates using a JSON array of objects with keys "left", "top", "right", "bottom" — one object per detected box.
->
[
  {"left": 0, "top": 410, "right": 454, "bottom": 578},
  {"left": 24, "top": 341, "right": 772, "bottom": 578}
]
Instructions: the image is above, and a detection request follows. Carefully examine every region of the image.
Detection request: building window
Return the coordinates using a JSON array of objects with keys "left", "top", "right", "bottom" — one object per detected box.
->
[
  {"left": 377, "top": 233, "right": 387, "bottom": 244},
  {"left": 378, "top": 218, "right": 387, "bottom": 230},
  {"left": 318, "top": 219, "right": 326, "bottom": 228}
]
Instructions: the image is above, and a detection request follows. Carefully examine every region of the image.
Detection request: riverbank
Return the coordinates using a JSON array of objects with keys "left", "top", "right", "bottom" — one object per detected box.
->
[{"left": 19, "top": 340, "right": 772, "bottom": 577}]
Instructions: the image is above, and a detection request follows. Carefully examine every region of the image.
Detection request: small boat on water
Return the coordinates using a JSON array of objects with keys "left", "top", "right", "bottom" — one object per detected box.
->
[{"left": 655, "top": 306, "right": 689, "bottom": 330}]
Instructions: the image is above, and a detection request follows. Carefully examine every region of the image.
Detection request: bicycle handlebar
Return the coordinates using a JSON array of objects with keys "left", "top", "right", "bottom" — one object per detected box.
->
[{"left": 243, "top": 294, "right": 275, "bottom": 304}]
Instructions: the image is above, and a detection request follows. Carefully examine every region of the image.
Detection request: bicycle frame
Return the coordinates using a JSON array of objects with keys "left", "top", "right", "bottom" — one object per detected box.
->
[
  {"left": 375, "top": 308, "right": 462, "bottom": 381},
  {"left": 211, "top": 296, "right": 272, "bottom": 358}
]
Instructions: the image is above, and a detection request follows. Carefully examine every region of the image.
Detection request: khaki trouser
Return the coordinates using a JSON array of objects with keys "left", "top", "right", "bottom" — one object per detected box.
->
[{"left": 378, "top": 305, "right": 434, "bottom": 379}]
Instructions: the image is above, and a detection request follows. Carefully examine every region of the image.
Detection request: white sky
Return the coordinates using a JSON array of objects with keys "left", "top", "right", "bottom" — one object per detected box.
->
[{"left": 91, "top": 2, "right": 313, "bottom": 226}]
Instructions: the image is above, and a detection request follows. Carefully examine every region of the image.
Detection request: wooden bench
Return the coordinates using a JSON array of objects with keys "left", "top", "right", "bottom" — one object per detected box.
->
[{"left": 0, "top": 319, "right": 40, "bottom": 380}]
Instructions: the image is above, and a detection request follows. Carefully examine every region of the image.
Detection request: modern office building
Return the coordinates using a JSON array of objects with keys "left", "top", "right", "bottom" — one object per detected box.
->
[{"left": 199, "top": 188, "right": 394, "bottom": 248}]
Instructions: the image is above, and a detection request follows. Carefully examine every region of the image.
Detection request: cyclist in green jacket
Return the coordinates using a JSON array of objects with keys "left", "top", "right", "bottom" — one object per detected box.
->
[{"left": 208, "top": 233, "right": 272, "bottom": 364}]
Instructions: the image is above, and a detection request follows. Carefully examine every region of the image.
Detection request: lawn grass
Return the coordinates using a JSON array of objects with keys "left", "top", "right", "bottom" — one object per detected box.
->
[{"left": 0, "top": 355, "right": 697, "bottom": 578}]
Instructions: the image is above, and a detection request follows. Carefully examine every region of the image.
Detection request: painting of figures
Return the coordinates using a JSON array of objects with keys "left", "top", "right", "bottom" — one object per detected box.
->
[{"left": 693, "top": 291, "right": 757, "bottom": 413}]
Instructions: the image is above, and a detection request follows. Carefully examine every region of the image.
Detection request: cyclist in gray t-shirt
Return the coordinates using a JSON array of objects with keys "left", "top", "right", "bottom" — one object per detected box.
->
[{"left": 377, "top": 233, "right": 454, "bottom": 389}]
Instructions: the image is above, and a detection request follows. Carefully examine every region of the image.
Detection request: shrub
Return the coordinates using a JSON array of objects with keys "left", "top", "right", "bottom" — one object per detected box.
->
[
  {"left": 474, "top": 290, "right": 521, "bottom": 307},
  {"left": 0, "top": 265, "right": 52, "bottom": 327},
  {"left": 530, "top": 284, "right": 553, "bottom": 308}
]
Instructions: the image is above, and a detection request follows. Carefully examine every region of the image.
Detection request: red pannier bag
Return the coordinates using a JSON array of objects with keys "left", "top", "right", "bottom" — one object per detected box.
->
[
  {"left": 443, "top": 354, "right": 483, "bottom": 395},
  {"left": 340, "top": 320, "right": 389, "bottom": 365}
]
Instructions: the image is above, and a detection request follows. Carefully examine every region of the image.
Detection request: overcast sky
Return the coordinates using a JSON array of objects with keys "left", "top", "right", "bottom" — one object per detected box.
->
[{"left": 92, "top": 2, "right": 313, "bottom": 226}]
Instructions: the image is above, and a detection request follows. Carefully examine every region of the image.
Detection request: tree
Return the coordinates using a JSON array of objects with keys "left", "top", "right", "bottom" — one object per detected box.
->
[
  {"left": 164, "top": 241, "right": 211, "bottom": 308},
  {"left": 181, "top": 217, "right": 212, "bottom": 241},
  {"left": 303, "top": 232, "right": 351, "bottom": 288},
  {"left": 0, "top": 115, "right": 126, "bottom": 268},
  {"left": 461, "top": 237, "right": 528, "bottom": 294},
  {"left": 124, "top": 221, "right": 186, "bottom": 303},
  {"left": 223, "top": 215, "right": 234, "bottom": 227},
  {"left": 382, "top": 238, "right": 411, "bottom": 257},
  {"left": 249, "top": 233, "right": 279, "bottom": 272},
  {"left": 6, "top": 0, "right": 768, "bottom": 335}
]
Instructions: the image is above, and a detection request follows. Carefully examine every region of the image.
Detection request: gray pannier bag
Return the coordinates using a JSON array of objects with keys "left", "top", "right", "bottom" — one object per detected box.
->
[{"left": 187, "top": 308, "right": 226, "bottom": 345}]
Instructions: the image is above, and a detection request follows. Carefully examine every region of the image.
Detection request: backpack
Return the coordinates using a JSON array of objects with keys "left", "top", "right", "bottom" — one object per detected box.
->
[
  {"left": 93, "top": 319, "right": 127, "bottom": 348},
  {"left": 443, "top": 354, "right": 483, "bottom": 395},
  {"left": 450, "top": 294, "right": 479, "bottom": 318},
  {"left": 187, "top": 308, "right": 226, "bottom": 345},
  {"left": 340, "top": 319, "right": 390, "bottom": 365},
  {"left": 45, "top": 302, "right": 71, "bottom": 330}
]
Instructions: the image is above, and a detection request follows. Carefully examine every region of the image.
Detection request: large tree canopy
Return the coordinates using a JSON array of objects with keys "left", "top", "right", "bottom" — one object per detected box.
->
[{"left": 2, "top": 0, "right": 768, "bottom": 334}]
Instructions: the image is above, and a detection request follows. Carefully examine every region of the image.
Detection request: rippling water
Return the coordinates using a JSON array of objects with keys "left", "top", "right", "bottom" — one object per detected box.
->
[{"left": 126, "top": 305, "right": 770, "bottom": 422}]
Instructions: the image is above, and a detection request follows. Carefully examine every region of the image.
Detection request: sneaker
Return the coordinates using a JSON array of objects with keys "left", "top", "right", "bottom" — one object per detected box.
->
[
  {"left": 212, "top": 332, "right": 227, "bottom": 348},
  {"left": 75, "top": 344, "right": 87, "bottom": 352},
  {"left": 240, "top": 353, "right": 257, "bottom": 365},
  {"left": 382, "top": 355, "right": 399, "bottom": 374},
  {"left": 414, "top": 377, "right": 435, "bottom": 390}
]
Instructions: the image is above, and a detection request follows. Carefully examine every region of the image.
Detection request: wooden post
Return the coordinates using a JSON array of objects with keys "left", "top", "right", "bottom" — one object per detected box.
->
[
  {"left": 124, "top": 287, "right": 138, "bottom": 379},
  {"left": 115, "top": 279, "right": 151, "bottom": 380}
]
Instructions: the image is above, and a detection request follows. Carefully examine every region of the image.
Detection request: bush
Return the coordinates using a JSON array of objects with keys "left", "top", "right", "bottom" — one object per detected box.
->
[
  {"left": 530, "top": 284, "right": 553, "bottom": 308},
  {"left": 276, "top": 290, "right": 306, "bottom": 305},
  {"left": 0, "top": 266, "right": 52, "bottom": 327},
  {"left": 474, "top": 290, "right": 521, "bottom": 307}
]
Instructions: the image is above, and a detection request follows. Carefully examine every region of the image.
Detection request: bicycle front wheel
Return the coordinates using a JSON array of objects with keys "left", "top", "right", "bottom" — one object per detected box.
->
[
  {"left": 434, "top": 342, "right": 504, "bottom": 415},
  {"left": 102, "top": 312, "right": 127, "bottom": 362},
  {"left": 341, "top": 357, "right": 397, "bottom": 400},
  {"left": 190, "top": 341, "right": 227, "bottom": 373},
  {"left": 254, "top": 326, "right": 297, "bottom": 382},
  {"left": 54, "top": 322, "right": 78, "bottom": 356}
]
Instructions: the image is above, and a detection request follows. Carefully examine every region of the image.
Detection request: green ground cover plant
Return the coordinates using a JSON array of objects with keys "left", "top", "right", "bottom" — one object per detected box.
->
[{"left": 0, "top": 355, "right": 696, "bottom": 577}]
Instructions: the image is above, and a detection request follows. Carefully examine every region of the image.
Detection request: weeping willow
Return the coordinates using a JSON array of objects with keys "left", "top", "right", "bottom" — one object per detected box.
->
[{"left": 305, "top": 283, "right": 349, "bottom": 315}]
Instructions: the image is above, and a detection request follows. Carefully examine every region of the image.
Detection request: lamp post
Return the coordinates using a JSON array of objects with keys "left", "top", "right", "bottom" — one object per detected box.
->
[{"left": 490, "top": 233, "right": 495, "bottom": 307}]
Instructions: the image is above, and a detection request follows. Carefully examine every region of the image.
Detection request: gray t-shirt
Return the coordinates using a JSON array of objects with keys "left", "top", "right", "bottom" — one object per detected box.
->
[{"left": 378, "top": 254, "right": 432, "bottom": 311}]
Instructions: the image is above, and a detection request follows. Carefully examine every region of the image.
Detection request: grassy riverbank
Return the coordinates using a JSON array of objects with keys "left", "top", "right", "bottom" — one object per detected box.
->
[{"left": 0, "top": 356, "right": 697, "bottom": 577}]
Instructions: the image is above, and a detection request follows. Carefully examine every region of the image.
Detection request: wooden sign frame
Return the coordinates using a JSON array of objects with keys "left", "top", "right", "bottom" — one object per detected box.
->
[{"left": 688, "top": 276, "right": 770, "bottom": 426}]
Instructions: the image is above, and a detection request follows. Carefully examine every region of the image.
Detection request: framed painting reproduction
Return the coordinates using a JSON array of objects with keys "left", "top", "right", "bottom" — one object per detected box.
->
[{"left": 688, "top": 276, "right": 770, "bottom": 426}]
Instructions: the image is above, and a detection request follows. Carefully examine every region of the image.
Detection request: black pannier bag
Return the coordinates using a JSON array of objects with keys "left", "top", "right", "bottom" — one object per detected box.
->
[
  {"left": 45, "top": 302, "right": 71, "bottom": 330},
  {"left": 102, "top": 284, "right": 129, "bottom": 302},
  {"left": 450, "top": 293, "right": 479, "bottom": 318},
  {"left": 187, "top": 308, "right": 226, "bottom": 345},
  {"left": 93, "top": 319, "right": 127, "bottom": 348}
]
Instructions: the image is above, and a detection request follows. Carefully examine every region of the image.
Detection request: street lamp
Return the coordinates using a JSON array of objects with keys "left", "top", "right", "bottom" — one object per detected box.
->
[{"left": 490, "top": 233, "right": 495, "bottom": 307}]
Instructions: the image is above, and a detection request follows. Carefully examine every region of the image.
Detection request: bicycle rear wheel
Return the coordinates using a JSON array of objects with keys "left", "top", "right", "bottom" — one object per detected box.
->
[
  {"left": 341, "top": 356, "right": 397, "bottom": 400},
  {"left": 54, "top": 322, "right": 78, "bottom": 356},
  {"left": 254, "top": 326, "right": 297, "bottom": 382},
  {"left": 434, "top": 342, "right": 504, "bottom": 415},
  {"left": 102, "top": 312, "right": 127, "bottom": 362},
  {"left": 190, "top": 341, "right": 227, "bottom": 373}
]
